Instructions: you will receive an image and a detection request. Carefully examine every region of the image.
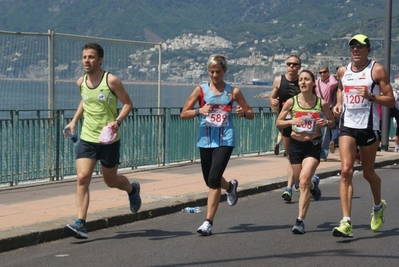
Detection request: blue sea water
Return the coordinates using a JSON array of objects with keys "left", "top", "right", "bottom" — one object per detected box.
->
[
  {"left": 1, "top": 81, "right": 271, "bottom": 112},
  {"left": 161, "top": 83, "right": 271, "bottom": 108}
]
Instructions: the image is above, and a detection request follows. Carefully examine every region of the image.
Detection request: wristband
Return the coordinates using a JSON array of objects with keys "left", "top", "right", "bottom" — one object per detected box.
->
[{"left": 195, "top": 108, "right": 200, "bottom": 116}]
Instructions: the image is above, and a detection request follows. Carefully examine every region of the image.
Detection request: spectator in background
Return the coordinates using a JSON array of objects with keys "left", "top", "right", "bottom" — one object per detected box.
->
[
  {"left": 269, "top": 54, "right": 301, "bottom": 202},
  {"left": 389, "top": 90, "right": 399, "bottom": 152},
  {"left": 315, "top": 66, "right": 338, "bottom": 161},
  {"left": 331, "top": 67, "right": 341, "bottom": 148}
]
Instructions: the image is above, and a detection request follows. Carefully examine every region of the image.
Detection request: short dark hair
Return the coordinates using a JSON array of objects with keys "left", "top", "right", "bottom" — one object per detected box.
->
[
  {"left": 82, "top": 43, "right": 104, "bottom": 58},
  {"left": 287, "top": 54, "right": 301, "bottom": 65}
]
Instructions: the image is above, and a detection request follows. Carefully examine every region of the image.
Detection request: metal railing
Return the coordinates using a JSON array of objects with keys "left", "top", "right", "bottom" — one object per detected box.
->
[{"left": 0, "top": 107, "right": 278, "bottom": 187}]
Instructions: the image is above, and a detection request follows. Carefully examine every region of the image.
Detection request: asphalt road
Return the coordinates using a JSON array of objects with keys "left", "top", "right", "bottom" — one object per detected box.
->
[{"left": 1, "top": 165, "right": 399, "bottom": 267}]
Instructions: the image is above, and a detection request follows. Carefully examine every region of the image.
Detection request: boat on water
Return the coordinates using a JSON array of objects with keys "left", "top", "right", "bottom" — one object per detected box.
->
[{"left": 251, "top": 79, "right": 272, "bottom": 86}]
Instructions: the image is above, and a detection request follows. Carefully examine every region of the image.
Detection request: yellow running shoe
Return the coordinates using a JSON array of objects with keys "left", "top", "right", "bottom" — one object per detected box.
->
[
  {"left": 332, "top": 219, "right": 353, "bottom": 238},
  {"left": 371, "top": 199, "right": 386, "bottom": 231}
]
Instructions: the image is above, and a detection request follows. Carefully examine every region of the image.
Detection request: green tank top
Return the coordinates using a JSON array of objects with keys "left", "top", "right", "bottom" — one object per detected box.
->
[
  {"left": 291, "top": 95, "right": 322, "bottom": 134},
  {"left": 80, "top": 71, "right": 120, "bottom": 143}
]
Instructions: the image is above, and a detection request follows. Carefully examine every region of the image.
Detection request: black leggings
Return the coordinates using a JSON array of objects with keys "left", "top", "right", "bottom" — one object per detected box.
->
[{"left": 199, "top": 146, "right": 234, "bottom": 189}]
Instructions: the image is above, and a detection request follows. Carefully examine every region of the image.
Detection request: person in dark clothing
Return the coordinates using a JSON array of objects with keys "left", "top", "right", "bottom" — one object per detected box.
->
[{"left": 269, "top": 54, "right": 301, "bottom": 202}]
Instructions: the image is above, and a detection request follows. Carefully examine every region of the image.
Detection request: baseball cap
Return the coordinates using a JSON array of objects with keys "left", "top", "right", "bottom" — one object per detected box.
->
[{"left": 349, "top": 34, "right": 370, "bottom": 46}]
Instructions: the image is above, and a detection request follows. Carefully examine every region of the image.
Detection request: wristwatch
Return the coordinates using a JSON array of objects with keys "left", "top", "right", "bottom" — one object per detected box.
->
[
  {"left": 115, "top": 120, "right": 122, "bottom": 126},
  {"left": 369, "top": 93, "right": 376, "bottom": 102}
]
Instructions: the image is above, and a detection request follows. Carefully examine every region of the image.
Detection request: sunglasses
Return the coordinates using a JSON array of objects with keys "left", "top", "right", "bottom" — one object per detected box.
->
[
  {"left": 350, "top": 43, "right": 366, "bottom": 49},
  {"left": 286, "top": 62, "right": 300, "bottom": 67},
  {"left": 319, "top": 71, "right": 328, "bottom": 74},
  {"left": 208, "top": 70, "right": 222, "bottom": 74}
]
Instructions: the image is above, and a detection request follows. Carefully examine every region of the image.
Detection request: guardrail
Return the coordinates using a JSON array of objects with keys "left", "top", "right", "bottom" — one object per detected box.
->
[{"left": 0, "top": 107, "right": 278, "bottom": 187}]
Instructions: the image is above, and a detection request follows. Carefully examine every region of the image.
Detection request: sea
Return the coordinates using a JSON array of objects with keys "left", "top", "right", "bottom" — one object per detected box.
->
[{"left": 1, "top": 81, "right": 272, "bottom": 116}]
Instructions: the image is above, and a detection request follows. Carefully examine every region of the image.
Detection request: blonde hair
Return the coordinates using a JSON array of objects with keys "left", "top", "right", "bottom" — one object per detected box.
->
[{"left": 207, "top": 54, "right": 227, "bottom": 71}]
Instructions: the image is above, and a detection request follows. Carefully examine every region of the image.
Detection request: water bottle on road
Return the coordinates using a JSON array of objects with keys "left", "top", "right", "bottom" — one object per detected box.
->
[{"left": 181, "top": 207, "right": 202, "bottom": 213}]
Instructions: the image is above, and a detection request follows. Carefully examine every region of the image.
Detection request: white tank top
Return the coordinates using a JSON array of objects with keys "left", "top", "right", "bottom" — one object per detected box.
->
[{"left": 341, "top": 60, "right": 380, "bottom": 130}]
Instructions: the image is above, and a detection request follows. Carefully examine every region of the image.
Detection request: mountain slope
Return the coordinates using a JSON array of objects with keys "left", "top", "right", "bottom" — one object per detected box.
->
[
  {"left": 1, "top": 0, "right": 398, "bottom": 46},
  {"left": 1, "top": 0, "right": 398, "bottom": 69}
]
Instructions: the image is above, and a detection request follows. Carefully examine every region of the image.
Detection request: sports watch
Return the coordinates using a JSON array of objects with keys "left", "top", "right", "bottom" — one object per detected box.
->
[{"left": 368, "top": 93, "right": 376, "bottom": 102}]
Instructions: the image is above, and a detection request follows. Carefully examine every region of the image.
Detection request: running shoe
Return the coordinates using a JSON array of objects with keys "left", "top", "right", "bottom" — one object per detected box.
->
[
  {"left": 310, "top": 175, "right": 321, "bottom": 201},
  {"left": 282, "top": 187, "right": 292, "bottom": 202},
  {"left": 291, "top": 219, "right": 305, "bottom": 234},
  {"left": 197, "top": 220, "right": 212, "bottom": 236},
  {"left": 329, "top": 141, "right": 335, "bottom": 154},
  {"left": 332, "top": 219, "right": 353, "bottom": 238},
  {"left": 129, "top": 181, "right": 142, "bottom": 213},
  {"left": 371, "top": 199, "right": 387, "bottom": 231},
  {"left": 274, "top": 143, "right": 280, "bottom": 155},
  {"left": 293, "top": 183, "right": 300, "bottom": 192},
  {"left": 65, "top": 219, "right": 88, "bottom": 239},
  {"left": 226, "top": 179, "right": 238, "bottom": 206},
  {"left": 355, "top": 149, "right": 361, "bottom": 164}
]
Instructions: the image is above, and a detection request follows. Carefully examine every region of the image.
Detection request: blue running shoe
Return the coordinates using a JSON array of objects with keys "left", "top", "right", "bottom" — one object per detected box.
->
[
  {"left": 129, "top": 181, "right": 141, "bottom": 213},
  {"left": 293, "top": 183, "right": 300, "bottom": 192},
  {"left": 292, "top": 219, "right": 305, "bottom": 234},
  {"left": 282, "top": 187, "right": 292, "bottom": 202},
  {"left": 65, "top": 219, "right": 88, "bottom": 239},
  {"left": 310, "top": 175, "right": 321, "bottom": 201}
]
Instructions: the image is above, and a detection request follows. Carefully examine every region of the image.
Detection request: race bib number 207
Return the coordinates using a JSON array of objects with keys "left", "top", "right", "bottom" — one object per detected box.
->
[{"left": 344, "top": 85, "right": 369, "bottom": 109}]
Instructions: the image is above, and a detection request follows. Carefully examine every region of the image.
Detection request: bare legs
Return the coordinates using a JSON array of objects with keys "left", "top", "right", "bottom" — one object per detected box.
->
[
  {"left": 282, "top": 136, "right": 294, "bottom": 187},
  {"left": 206, "top": 177, "right": 230, "bottom": 221},
  {"left": 75, "top": 158, "right": 132, "bottom": 220},
  {"left": 291, "top": 157, "right": 319, "bottom": 220}
]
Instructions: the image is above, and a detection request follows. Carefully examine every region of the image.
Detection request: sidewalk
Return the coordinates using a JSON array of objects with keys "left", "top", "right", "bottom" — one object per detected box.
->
[{"left": 1, "top": 147, "right": 399, "bottom": 253}]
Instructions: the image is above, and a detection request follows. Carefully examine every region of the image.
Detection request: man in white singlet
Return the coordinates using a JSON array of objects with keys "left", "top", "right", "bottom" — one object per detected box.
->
[{"left": 332, "top": 34, "right": 394, "bottom": 238}]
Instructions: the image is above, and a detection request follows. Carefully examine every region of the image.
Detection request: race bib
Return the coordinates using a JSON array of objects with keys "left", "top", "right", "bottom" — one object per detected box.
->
[
  {"left": 205, "top": 105, "right": 231, "bottom": 127},
  {"left": 293, "top": 111, "right": 320, "bottom": 133},
  {"left": 344, "top": 85, "right": 370, "bottom": 110}
]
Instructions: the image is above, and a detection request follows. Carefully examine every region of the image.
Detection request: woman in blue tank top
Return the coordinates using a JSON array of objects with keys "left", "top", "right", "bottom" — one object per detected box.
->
[{"left": 180, "top": 54, "right": 254, "bottom": 236}]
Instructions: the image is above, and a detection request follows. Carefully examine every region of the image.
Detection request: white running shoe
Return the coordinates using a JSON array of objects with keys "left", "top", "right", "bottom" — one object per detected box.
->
[
  {"left": 226, "top": 179, "right": 238, "bottom": 206},
  {"left": 197, "top": 220, "right": 212, "bottom": 236}
]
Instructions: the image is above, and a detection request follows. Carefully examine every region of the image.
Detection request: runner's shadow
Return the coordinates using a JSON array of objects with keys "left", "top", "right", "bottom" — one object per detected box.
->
[
  {"left": 72, "top": 229, "right": 193, "bottom": 244},
  {"left": 216, "top": 223, "right": 293, "bottom": 235},
  {"left": 313, "top": 222, "right": 399, "bottom": 243}
]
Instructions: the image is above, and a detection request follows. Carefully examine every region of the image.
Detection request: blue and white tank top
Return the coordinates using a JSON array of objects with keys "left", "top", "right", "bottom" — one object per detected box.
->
[{"left": 196, "top": 83, "right": 235, "bottom": 148}]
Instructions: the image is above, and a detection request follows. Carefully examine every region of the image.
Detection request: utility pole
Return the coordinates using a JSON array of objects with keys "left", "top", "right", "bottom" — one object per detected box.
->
[{"left": 381, "top": 0, "right": 392, "bottom": 151}]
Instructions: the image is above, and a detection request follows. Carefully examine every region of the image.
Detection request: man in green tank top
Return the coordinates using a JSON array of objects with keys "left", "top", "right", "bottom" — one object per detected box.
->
[{"left": 63, "top": 43, "right": 140, "bottom": 239}]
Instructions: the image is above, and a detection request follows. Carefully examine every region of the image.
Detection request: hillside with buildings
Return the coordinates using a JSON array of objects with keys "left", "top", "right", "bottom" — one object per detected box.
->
[{"left": 0, "top": 0, "right": 398, "bottom": 85}]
